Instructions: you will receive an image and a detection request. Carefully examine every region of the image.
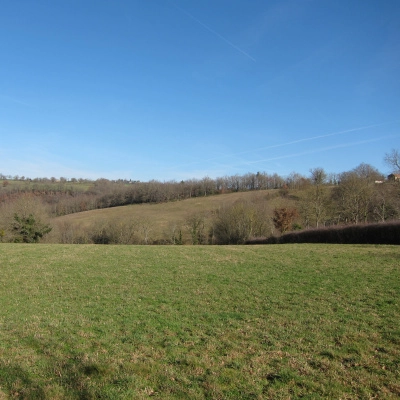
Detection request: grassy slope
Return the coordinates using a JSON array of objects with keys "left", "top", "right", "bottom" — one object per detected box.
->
[
  {"left": 1, "top": 180, "right": 93, "bottom": 193},
  {"left": 52, "top": 190, "right": 288, "bottom": 242},
  {"left": 0, "top": 244, "right": 399, "bottom": 399}
]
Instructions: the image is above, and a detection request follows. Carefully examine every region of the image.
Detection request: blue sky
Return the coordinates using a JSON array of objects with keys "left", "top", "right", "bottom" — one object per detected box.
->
[{"left": 1, "top": 0, "right": 399, "bottom": 181}]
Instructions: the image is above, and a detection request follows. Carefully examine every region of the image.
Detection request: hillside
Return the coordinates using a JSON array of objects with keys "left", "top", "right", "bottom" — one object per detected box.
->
[
  {"left": 3, "top": 166, "right": 399, "bottom": 244},
  {"left": 50, "top": 189, "right": 295, "bottom": 244}
]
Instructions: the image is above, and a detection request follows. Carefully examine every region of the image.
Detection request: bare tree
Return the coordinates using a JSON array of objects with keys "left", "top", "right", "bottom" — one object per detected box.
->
[
  {"left": 137, "top": 217, "right": 152, "bottom": 244},
  {"left": 332, "top": 164, "right": 381, "bottom": 224},
  {"left": 165, "top": 222, "right": 183, "bottom": 245},
  {"left": 384, "top": 149, "right": 400, "bottom": 173},
  {"left": 0, "top": 193, "right": 52, "bottom": 242},
  {"left": 371, "top": 183, "right": 398, "bottom": 222},
  {"left": 212, "top": 200, "right": 271, "bottom": 244},
  {"left": 302, "top": 168, "right": 329, "bottom": 227},
  {"left": 301, "top": 186, "right": 330, "bottom": 228},
  {"left": 310, "top": 168, "right": 327, "bottom": 186},
  {"left": 186, "top": 213, "right": 206, "bottom": 244}
]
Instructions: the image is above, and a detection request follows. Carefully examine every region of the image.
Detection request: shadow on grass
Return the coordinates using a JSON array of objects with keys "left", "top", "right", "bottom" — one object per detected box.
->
[
  {"left": 0, "top": 336, "right": 107, "bottom": 399},
  {"left": 0, "top": 364, "right": 46, "bottom": 399}
]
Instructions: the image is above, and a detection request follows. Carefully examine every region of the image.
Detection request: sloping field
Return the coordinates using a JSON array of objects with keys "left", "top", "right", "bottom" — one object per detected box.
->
[
  {"left": 0, "top": 244, "right": 399, "bottom": 399},
  {"left": 54, "top": 190, "right": 277, "bottom": 226},
  {"left": 52, "top": 190, "right": 287, "bottom": 243}
]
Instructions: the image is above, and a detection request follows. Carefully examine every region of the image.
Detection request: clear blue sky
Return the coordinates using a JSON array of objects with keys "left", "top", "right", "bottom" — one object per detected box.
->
[{"left": 1, "top": 0, "right": 399, "bottom": 181}]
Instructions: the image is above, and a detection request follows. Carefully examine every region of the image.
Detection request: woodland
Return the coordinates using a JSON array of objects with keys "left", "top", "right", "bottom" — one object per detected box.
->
[{"left": 1, "top": 150, "right": 400, "bottom": 245}]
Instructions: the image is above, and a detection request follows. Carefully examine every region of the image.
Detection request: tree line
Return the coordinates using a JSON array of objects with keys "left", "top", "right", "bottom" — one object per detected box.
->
[
  {"left": 1, "top": 149, "right": 399, "bottom": 244},
  {"left": 0, "top": 170, "right": 347, "bottom": 218}
]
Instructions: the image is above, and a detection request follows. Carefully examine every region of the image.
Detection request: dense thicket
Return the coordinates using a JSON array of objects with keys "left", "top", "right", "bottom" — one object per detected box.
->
[{"left": 250, "top": 221, "right": 400, "bottom": 245}]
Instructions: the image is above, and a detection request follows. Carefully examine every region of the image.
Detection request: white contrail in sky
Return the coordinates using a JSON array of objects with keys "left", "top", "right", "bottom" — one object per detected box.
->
[
  {"left": 171, "top": 3, "right": 256, "bottom": 62},
  {"left": 221, "top": 121, "right": 395, "bottom": 160},
  {"left": 180, "top": 134, "right": 400, "bottom": 177},
  {"left": 173, "top": 121, "right": 396, "bottom": 169},
  {"left": 0, "top": 94, "right": 32, "bottom": 107},
  {"left": 242, "top": 135, "right": 400, "bottom": 166}
]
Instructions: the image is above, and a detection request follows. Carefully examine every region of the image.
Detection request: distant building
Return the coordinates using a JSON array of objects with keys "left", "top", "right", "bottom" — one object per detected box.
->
[{"left": 387, "top": 173, "right": 400, "bottom": 182}]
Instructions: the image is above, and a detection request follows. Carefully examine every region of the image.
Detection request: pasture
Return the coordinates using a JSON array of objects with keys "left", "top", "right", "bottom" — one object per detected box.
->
[
  {"left": 0, "top": 244, "right": 399, "bottom": 399},
  {"left": 50, "top": 190, "right": 286, "bottom": 244}
]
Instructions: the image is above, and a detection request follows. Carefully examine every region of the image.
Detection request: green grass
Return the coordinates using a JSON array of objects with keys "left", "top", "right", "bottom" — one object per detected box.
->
[{"left": 0, "top": 244, "right": 399, "bottom": 399}]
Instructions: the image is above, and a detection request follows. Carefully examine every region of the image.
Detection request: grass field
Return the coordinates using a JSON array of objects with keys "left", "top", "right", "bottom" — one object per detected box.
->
[
  {"left": 54, "top": 190, "right": 277, "bottom": 225},
  {"left": 51, "top": 190, "right": 287, "bottom": 243},
  {"left": 0, "top": 244, "right": 399, "bottom": 399}
]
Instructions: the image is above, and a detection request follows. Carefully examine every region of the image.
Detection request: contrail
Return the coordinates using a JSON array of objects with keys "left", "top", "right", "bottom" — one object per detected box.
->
[
  {"left": 173, "top": 121, "right": 396, "bottom": 169},
  {"left": 221, "top": 121, "right": 394, "bottom": 160},
  {"left": 0, "top": 94, "right": 32, "bottom": 107},
  {"left": 183, "top": 133, "right": 400, "bottom": 173},
  {"left": 242, "top": 134, "right": 400, "bottom": 166},
  {"left": 171, "top": 3, "right": 256, "bottom": 62}
]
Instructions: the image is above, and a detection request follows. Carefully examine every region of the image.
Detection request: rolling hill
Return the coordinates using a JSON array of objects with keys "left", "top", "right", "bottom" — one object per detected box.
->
[{"left": 50, "top": 189, "right": 294, "bottom": 244}]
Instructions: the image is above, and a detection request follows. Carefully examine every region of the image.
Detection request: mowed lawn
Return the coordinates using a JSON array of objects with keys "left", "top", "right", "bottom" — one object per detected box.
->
[{"left": 0, "top": 244, "right": 399, "bottom": 399}]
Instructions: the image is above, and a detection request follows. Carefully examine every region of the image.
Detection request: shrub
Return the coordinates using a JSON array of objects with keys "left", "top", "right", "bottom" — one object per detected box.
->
[
  {"left": 248, "top": 221, "right": 400, "bottom": 245},
  {"left": 12, "top": 213, "right": 52, "bottom": 243},
  {"left": 273, "top": 207, "right": 299, "bottom": 234},
  {"left": 213, "top": 201, "right": 271, "bottom": 244}
]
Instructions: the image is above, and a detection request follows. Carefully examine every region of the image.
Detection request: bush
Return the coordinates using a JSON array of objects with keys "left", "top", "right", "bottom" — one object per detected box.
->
[
  {"left": 12, "top": 213, "right": 52, "bottom": 243},
  {"left": 247, "top": 221, "right": 400, "bottom": 245},
  {"left": 213, "top": 200, "right": 271, "bottom": 244},
  {"left": 273, "top": 207, "right": 299, "bottom": 234}
]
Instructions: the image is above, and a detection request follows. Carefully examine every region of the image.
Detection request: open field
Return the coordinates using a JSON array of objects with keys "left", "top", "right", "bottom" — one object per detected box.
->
[
  {"left": 54, "top": 190, "right": 279, "bottom": 226},
  {"left": 51, "top": 190, "right": 288, "bottom": 243},
  {"left": 0, "top": 244, "right": 399, "bottom": 399}
]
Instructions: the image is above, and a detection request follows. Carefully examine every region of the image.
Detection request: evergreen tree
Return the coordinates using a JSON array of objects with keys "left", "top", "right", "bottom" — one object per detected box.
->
[{"left": 12, "top": 213, "right": 52, "bottom": 243}]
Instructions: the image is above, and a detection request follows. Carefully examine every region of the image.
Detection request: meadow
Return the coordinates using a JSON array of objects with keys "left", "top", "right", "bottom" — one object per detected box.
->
[
  {"left": 51, "top": 190, "right": 283, "bottom": 244},
  {"left": 0, "top": 244, "right": 399, "bottom": 399}
]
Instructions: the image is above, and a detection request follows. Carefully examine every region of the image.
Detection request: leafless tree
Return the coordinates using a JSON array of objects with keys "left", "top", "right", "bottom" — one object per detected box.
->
[
  {"left": 310, "top": 168, "right": 327, "bottom": 186},
  {"left": 384, "top": 149, "right": 400, "bottom": 173},
  {"left": 332, "top": 164, "right": 382, "bottom": 224},
  {"left": 186, "top": 213, "right": 206, "bottom": 244}
]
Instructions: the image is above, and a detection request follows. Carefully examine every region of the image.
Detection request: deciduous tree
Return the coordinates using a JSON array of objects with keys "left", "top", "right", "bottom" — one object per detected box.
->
[
  {"left": 273, "top": 207, "right": 299, "bottom": 234},
  {"left": 186, "top": 214, "right": 206, "bottom": 244},
  {"left": 302, "top": 168, "right": 329, "bottom": 228},
  {"left": 384, "top": 149, "right": 400, "bottom": 172},
  {"left": 212, "top": 201, "right": 269, "bottom": 244},
  {"left": 332, "top": 164, "right": 382, "bottom": 224}
]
